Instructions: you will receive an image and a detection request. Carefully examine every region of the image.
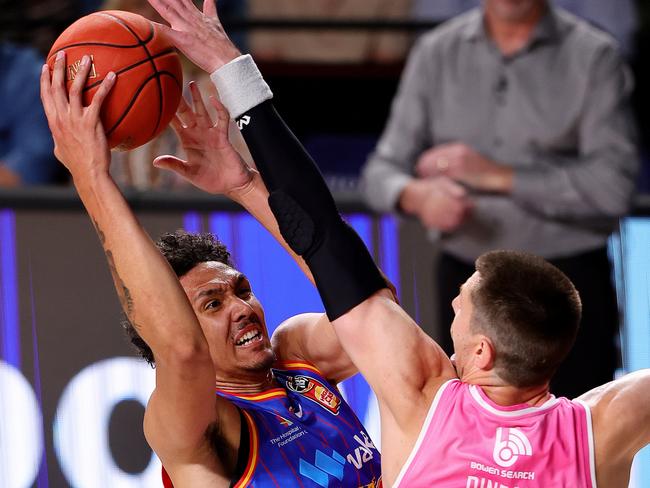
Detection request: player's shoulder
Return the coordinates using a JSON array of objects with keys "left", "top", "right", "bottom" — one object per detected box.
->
[
  {"left": 577, "top": 370, "right": 650, "bottom": 453},
  {"left": 578, "top": 369, "right": 650, "bottom": 409},
  {"left": 270, "top": 312, "right": 323, "bottom": 360},
  {"left": 271, "top": 358, "right": 324, "bottom": 376},
  {"left": 577, "top": 371, "right": 650, "bottom": 476}
]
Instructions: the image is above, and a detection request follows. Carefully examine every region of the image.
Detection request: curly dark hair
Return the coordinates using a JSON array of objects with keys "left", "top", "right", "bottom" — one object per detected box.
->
[{"left": 122, "top": 230, "right": 233, "bottom": 366}]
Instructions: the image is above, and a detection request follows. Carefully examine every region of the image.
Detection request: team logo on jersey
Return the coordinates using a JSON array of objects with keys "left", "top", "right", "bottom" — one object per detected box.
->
[
  {"left": 286, "top": 375, "right": 341, "bottom": 415},
  {"left": 492, "top": 427, "right": 532, "bottom": 467}
]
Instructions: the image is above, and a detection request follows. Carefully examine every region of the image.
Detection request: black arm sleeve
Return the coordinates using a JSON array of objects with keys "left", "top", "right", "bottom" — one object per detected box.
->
[{"left": 237, "top": 101, "right": 387, "bottom": 320}]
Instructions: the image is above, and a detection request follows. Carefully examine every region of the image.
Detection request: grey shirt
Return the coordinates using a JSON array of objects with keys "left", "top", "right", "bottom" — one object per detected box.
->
[{"left": 361, "top": 6, "right": 638, "bottom": 261}]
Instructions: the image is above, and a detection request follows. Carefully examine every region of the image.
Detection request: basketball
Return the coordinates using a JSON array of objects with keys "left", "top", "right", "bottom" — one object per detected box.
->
[{"left": 47, "top": 11, "right": 183, "bottom": 150}]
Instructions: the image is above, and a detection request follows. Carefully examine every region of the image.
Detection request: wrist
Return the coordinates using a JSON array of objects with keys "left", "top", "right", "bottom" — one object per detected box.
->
[
  {"left": 208, "top": 45, "right": 242, "bottom": 73},
  {"left": 210, "top": 54, "right": 273, "bottom": 119},
  {"left": 73, "top": 171, "right": 119, "bottom": 212},
  {"left": 484, "top": 165, "right": 513, "bottom": 193},
  {"left": 226, "top": 169, "right": 262, "bottom": 202},
  {"left": 398, "top": 179, "right": 426, "bottom": 216}
]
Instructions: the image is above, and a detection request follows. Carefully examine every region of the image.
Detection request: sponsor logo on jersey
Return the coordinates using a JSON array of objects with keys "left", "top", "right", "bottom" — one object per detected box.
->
[
  {"left": 286, "top": 375, "right": 341, "bottom": 415},
  {"left": 298, "top": 446, "right": 382, "bottom": 488},
  {"left": 493, "top": 427, "right": 532, "bottom": 467},
  {"left": 346, "top": 431, "right": 378, "bottom": 470}
]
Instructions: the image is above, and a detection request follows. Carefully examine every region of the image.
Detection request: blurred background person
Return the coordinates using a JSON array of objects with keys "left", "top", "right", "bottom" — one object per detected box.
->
[
  {"left": 360, "top": 0, "right": 639, "bottom": 399},
  {"left": 0, "top": 41, "right": 61, "bottom": 186},
  {"left": 0, "top": 1, "right": 84, "bottom": 186},
  {"left": 411, "top": 0, "right": 637, "bottom": 57}
]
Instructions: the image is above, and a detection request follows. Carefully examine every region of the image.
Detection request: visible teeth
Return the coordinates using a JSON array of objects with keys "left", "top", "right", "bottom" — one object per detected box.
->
[{"left": 236, "top": 331, "right": 261, "bottom": 346}]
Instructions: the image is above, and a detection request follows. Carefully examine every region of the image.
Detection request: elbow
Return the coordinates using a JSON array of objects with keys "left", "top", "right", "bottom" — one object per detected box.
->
[{"left": 160, "top": 337, "right": 212, "bottom": 370}]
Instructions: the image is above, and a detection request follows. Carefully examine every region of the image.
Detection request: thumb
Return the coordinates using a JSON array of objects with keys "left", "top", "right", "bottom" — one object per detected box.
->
[
  {"left": 153, "top": 155, "right": 189, "bottom": 176},
  {"left": 153, "top": 22, "right": 184, "bottom": 46}
]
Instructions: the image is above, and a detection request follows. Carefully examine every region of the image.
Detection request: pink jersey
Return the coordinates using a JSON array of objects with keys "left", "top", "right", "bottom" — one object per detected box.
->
[{"left": 394, "top": 379, "right": 596, "bottom": 488}]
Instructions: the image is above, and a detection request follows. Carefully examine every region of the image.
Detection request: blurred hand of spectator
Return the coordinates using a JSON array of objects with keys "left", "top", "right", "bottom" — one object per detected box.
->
[
  {"left": 415, "top": 142, "right": 513, "bottom": 193},
  {"left": 399, "top": 176, "right": 473, "bottom": 232}
]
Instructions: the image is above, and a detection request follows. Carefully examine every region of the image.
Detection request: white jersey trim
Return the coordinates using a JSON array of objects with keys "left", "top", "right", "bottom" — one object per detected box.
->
[
  {"left": 468, "top": 384, "right": 560, "bottom": 417},
  {"left": 574, "top": 399, "right": 598, "bottom": 488},
  {"left": 392, "top": 379, "right": 457, "bottom": 488}
]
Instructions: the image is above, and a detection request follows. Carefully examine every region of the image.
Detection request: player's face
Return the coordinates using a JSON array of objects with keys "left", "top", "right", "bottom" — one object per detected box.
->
[
  {"left": 484, "top": 0, "right": 543, "bottom": 23},
  {"left": 180, "top": 262, "right": 274, "bottom": 379},
  {"left": 449, "top": 272, "right": 481, "bottom": 378}
]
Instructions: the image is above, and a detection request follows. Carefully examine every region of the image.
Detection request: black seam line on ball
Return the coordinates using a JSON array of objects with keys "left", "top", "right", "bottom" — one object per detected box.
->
[
  {"left": 82, "top": 48, "right": 176, "bottom": 92},
  {"left": 105, "top": 69, "right": 182, "bottom": 137},
  {"left": 100, "top": 12, "right": 155, "bottom": 44},
  {"left": 48, "top": 12, "right": 157, "bottom": 60},
  {"left": 95, "top": 13, "right": 165, "bottom": 135}
]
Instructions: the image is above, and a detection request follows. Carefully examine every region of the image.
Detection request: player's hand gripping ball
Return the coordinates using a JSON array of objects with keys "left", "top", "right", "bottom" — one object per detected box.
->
[{"left": 47, "top": 10, "right": 183, "bottom": 150}]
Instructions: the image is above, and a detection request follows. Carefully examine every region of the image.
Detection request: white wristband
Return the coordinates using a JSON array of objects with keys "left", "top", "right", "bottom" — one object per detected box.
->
[{"left": 210, "top": 54, "right": 273, "bottom": 119}]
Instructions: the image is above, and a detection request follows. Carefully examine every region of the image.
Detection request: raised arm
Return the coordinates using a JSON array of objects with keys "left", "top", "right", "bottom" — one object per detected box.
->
[
  {"left": 212, "top": 58, "right": 456, "bottom": 481},
  {"left": 578, "top": 369, "right": 650, "bottom": 485},
  {"left": 147, "top": 0, "right": 454, "bottom": 409},
  {"left": 40, "top": 53, "right": 227, "bottom": 471},
  {"left": 151, "top": 81, "right": 314, "bottom": 283},
  {"left": 151, "top": 80, "right": 361, "bottom": 382}
]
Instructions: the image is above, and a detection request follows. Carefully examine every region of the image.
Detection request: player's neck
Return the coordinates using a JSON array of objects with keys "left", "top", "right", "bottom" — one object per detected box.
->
[
  {"left": 463, "top": 370, "right": 551, "bottom": 406},
  {"left": 215, "top": 370, "right": 277, "bottom": 394},
  {"left": 479, "top": 382, "right": 551, "bottom": 407}
]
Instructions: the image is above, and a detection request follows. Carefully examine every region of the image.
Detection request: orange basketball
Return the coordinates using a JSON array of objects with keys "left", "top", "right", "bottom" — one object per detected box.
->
[{"left": 47, "top": 11, "right": 183, "bottom": 151}]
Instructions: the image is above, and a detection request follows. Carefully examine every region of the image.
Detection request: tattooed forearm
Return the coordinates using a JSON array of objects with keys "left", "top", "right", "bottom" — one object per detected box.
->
[
  {"left": 93, "top": 219, "right": 137, "bottom": 324},
  {"left": 94, "top": 218, "right": 106, "bottom": 246},
  {"left": 105, "top": 249, "right": 135, "bottom": 317}
]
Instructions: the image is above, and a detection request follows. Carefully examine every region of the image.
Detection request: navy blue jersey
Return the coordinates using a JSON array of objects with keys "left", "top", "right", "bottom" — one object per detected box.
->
[{"left": 222, "top": 361, "right": 382, "bottom": 487}]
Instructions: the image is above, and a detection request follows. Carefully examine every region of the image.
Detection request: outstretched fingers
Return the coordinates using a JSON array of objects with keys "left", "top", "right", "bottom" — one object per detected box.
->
[
  {"left": 189, "top": 81, "right": 212, "bottom": 128},
  {"left": 169, "top": 114, "right": 186, "bottom": 133},
  {"left": 40, "top": 65, "right": 55, "bottom": 121},
  {"left": 147, "top": 0, "right": 184, "bottom": 27},
  {"left": 68, "top": 55, "right": 92, "bottom": 112},
  {"left": 148, "top": 0, "right": 202, "bottom": 29},
  {"left": 203, "top": 0, "right": 217, "bottom": 18},
  {"left": 175, "top": 96, "right": 196, "bottom": 128},
  {"left": 87, "top": 72, "right": 116, "bottom": 121},
  {"left": 50, "top": 51, "right": 70, "bottom": 113},
  {"left": 208, "top": 94, "right": 230, "bottom": 138},
  {"left": 153, "top": 155, "right": 190, "bottom": 178}
]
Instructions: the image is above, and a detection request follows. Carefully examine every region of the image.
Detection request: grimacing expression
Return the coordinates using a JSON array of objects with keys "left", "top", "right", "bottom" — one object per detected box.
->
[{"left": 180, "top": 261, "right": 274, "bottom": 376}]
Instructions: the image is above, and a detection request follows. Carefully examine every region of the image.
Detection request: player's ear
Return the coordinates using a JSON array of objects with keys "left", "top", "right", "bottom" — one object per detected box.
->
[{"left": 475, "top": 336, "right": 495, "bottom": 371}]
